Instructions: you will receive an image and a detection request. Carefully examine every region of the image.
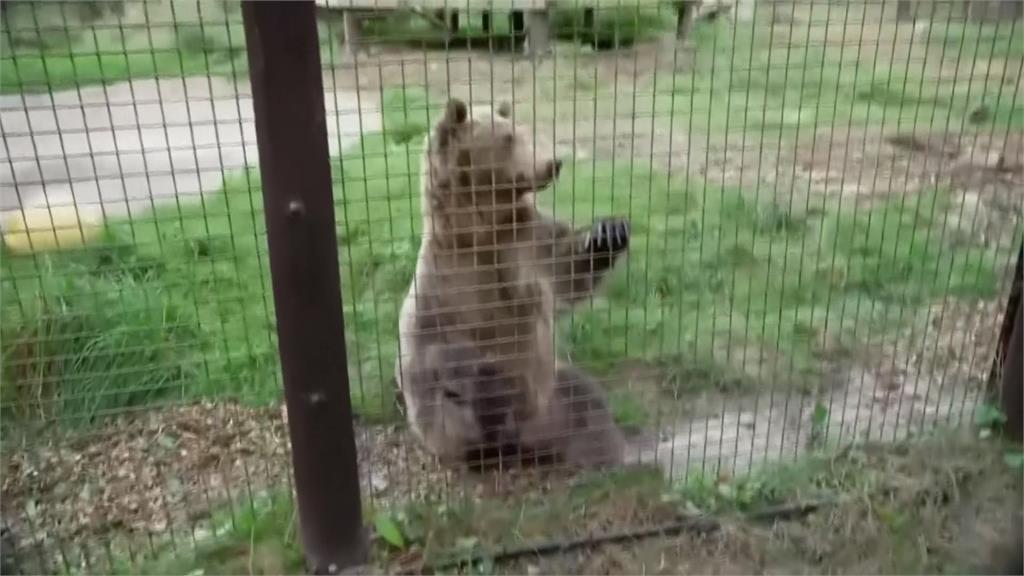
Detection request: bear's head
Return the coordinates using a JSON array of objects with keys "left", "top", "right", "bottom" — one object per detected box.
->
[{"left": 425, "top": 98, "right": 562, "bottom": 229}]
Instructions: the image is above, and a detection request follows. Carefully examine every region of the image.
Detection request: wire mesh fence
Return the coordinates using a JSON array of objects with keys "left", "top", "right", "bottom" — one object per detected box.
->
[{"left": 1, "top": 0, "right": 1021, "bottom": 572}]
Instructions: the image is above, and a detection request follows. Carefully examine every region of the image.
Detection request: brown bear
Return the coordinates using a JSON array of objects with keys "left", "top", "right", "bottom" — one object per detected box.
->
[
  {"left": 515, "top": 365, "right": 626, "bottom": 470},
  {"left": 396, "top": 98, "right": 629, "bottom": 469},
  {"left": 402, "top": 340, "right": 527, "bottom": 467},
  {"left": 457, "top": 364, "right": 627, "bottom": 472},
  {"left": 410, "top": 344, "right": 625, "bottom": 472}
]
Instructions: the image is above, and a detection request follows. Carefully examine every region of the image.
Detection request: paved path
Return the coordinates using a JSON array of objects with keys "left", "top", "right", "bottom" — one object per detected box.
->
[
  {"left": 630, "top": 364, "right": 978, "bottom": 480},
  {"left": 0, "top": 75, "right": 381, "bottom": 225}
]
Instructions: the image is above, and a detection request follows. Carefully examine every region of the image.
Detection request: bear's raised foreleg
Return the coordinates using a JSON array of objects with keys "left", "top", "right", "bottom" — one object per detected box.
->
[{"left": 533, "top": 215, "right": 630, "bottom": 305}]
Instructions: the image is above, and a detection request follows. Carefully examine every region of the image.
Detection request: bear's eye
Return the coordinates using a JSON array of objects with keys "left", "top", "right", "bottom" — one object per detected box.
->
[
  {"left": 502, "top": 133, "right": 515, "bottom": 147},
  {"left": 443, "top": 388, "right": 466, "bottom": 405}
]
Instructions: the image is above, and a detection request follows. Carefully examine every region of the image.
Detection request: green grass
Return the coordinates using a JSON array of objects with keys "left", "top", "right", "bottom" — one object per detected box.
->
[
  {"left": 1, "top": 2, "right": 671, "bottom": 93},
  {"left": 0, "top": 89, "right": 431, "bottom": 426},
  {"left": 1, "top": 93, "right": 1002, "bottom": 426},
  {"left": 0, "top": 182, "right": 278, "bottom": 426},
  {"left": 129, "top": 492, "right": 304, "bottom": 576},
  {"left": 928, "top": 16, "right": 1024, "bottom": 60},
  {"left": 121, "top": 432, "right": 1023, "bottom": 575},
  {"left": 0, "top": 1, "right": 358, "bottom": 93},
  {"left": 128, "top": 466, "right": 675, "bottom": 575},
  {"left": 1, "top": 1, "right": 240, "bottom": 92},
  {"left": 545, "top": 161, "right": 999, "bottom": 385},
  {"left": 0, "top": 249, "right": 200, "bottom": 426},
  {"left": 350, "top": 138, "right": 996, "bottom": 416},
  {"left": 1, "top": 49, "right": 236, "bottom": 93},
  {"left": 379, "top": 84, "right": 440, "bottom": 146},
  {"left": 550, "top": 5, "right": 672, "bottom": 49},
  {"left": 1, "top": 13, "right": 1015, "bottom": 427},
  {"left": 673, "top": 431, "right": 1024, "bottom": 574},
  {"left": 654, "top": 17, "right": 1023, "bottom": 141}
]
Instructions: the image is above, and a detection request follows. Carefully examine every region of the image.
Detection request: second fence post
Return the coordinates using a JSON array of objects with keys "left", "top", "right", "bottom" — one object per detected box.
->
[
  {"left": 1000, "top": 245, "right": 1023, "bottom": 443},
  {"left": 242, "top": 2, "right": 367, "bottom": 573}
]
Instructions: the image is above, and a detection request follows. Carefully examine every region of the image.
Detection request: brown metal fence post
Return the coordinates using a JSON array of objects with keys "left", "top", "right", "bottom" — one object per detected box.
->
[
  {"left": 242, "top": 2, "right": 367, "bottom": 573},
  {"left": 1002, "top": 294, "right": 1022, "bottom": 443},
  {"left": 998, "top": 245, "right": 1023, "bottom": 443},
  {"left": 991, "top": 245, "right": 1022, "bottom": 406}
]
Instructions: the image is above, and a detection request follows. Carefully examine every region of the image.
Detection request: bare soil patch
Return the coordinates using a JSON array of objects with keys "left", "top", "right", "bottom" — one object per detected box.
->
[
  {"left": 5, "top": 284, "right": 1006, "bottom": 561},
  {"left": 0, "top": 401, "right": 582, "bottom": 567},
  {"left": 494, "top": 433, "right": 1022, "bottom": 575},
  {"left": 2, "top": 402, "right": 291, "bottom": 554}
]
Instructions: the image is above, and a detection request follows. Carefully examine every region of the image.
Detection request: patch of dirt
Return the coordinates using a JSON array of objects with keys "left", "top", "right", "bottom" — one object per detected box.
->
[
  {"left": 790, "top": 128, "right": 1022, "bottom": 207},
  {"left": 634, "top": 126, "right": 1024, "bottom": 244},
  {"left": 500, "top": 526, "right": 781, "bottom": 575},
  {"left": 322, "top": 37, "right": 702, "bottom": 170},
  {"left": 627, "top": 292, "right": 1012, "bottom": 481},
  {"left": 1, "top": 402, "right": 291, "bottom": 557},
  {"left": 351, "top": 419, "right": 573, "bottom": 509},
  {"left": 361, "top": 39, "right": 1023, "bottom": 247},
  {"left": 497, "top": 433, "right": 1023, "bottom": 575},
  {"left": 5, "top": 356, "right": 1019, "bottom": 575},
  {"left": 316, "top": 27, "right": 1023, "bottom": 259},
  {"left": 763, "top": 439, "right": 1022, "bottom": 575},
  {"left": 0, "top": 399, "right": 593, "bottom": 570}
]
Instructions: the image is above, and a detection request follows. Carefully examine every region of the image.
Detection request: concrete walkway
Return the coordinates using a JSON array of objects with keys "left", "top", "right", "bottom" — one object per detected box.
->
[
  {"left": 630, "top": 364, "right": 979, "bottom": 480},
  {"left": 0, "top": 75, "right": 381, "bottom": 225}
]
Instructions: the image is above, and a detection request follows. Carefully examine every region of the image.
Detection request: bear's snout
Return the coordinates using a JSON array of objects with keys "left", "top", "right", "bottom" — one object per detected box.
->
[
  {"left": 530, "top": 158, "right": 561, "bottom": 186},
  {"left": 550, "top": 159, "right": 563, "bottom": 179}
]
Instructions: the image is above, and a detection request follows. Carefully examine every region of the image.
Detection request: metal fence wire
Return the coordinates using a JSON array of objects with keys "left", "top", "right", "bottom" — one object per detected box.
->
[{"left": 0, "top": 0, "right": 1021, "bottom": 572}]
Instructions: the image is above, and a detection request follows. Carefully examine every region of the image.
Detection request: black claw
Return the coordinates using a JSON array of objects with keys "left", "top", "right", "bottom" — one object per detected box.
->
[{"left": 586, "top": 217, "right": 630, "bottom": 255}]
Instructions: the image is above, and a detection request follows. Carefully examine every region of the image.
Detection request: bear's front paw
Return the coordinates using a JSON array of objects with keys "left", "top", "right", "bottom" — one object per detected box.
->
[{"left": 584, "top": 217, "right": 630, "bottom": 255}]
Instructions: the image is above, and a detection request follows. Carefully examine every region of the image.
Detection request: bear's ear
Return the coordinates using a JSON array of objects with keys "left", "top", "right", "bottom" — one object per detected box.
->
[
  {"left": 435, "top": 98, "right": 468, "bottom": 149},
  {"left": 443, "top": 98, "right": 468, "bottom": 126},
  {"left": 496, "top": 101, "right": 512, "bottom": 119}
]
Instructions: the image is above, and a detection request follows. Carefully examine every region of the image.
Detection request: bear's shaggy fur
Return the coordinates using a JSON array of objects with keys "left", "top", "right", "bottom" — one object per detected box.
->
[{"left": 396, "top": 98, "right": 629, "bottom": 468}]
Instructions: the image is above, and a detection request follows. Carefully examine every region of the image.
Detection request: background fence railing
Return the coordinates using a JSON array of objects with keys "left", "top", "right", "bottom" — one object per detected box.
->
[{"left": 1, "top": 0, "right": 1021, "bottom": 572}]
